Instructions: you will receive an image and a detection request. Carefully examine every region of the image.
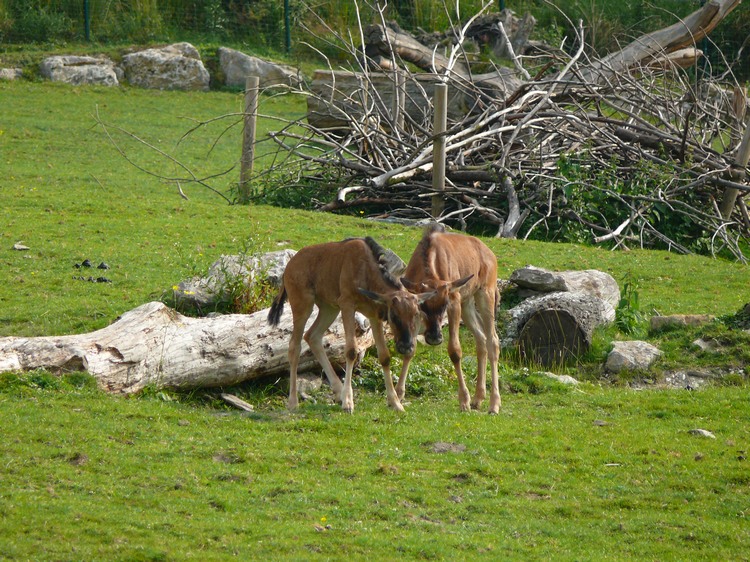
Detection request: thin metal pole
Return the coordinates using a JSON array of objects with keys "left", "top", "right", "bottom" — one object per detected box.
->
[
  {"left": 284, "top": 0, "right": 291, "bottom": 54},
  {"left": 84, "top": 0, "right": 91, "bottom": 41}
]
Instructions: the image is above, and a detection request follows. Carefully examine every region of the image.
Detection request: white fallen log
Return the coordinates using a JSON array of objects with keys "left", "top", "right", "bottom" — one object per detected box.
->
[
  {"left": 581, "top": 0, "right": 741, "bottom": 84},
  {"left": 0, "top": 301, "right": 373, "bottom": 394}
]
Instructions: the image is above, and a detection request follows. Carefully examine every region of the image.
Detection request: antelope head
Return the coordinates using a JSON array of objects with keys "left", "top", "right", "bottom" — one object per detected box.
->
[
  {"left": 401, "top": 275, "right": 473, "bottom": 346},
  {"left": 358, "top": 288, "right": 434, "bottom": 357}
]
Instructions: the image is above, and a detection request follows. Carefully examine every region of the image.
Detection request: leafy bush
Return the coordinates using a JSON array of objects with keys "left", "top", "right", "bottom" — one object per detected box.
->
[
  {"left": 616, "top": 273, "right": 646, "bottom": 336},
  {"left": 8, "top": 6, "right": 74, "bottom": 42},
  {"left": 535, "top": 153, "right": 711, "bottom": 254},
  {"left": 354, "top": 351, "right": 454, "bottom": 398},
  {"left": 720, "top": 302, "right": 750, "bottom": 330}
]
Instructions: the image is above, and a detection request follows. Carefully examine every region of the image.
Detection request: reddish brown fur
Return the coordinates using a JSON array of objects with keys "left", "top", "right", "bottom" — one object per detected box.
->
[
  {"left": 401, "top": 224, "right": 501, "bottom": 413},
  {"left": 268, "top": 237, "right": 428, "bottom": 413}
]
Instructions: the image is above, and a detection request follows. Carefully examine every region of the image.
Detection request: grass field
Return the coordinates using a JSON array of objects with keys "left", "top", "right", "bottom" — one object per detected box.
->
[{"left": 2, "top": 80, "right": 750, "bottom": 560}]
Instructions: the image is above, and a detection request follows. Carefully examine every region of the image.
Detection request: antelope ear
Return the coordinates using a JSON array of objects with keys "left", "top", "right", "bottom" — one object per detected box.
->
[
  {"left": 400, "top": 277, "right": 430, "bottom": 293},
  {"left": 417, "top": 290, "right": 437, "bottom": 304},
  {"left": 358, "top": 288, "right": 386, "bottom": 305},
  {"left": 449, "top": 274, "right": 474, "bottom": 291}
]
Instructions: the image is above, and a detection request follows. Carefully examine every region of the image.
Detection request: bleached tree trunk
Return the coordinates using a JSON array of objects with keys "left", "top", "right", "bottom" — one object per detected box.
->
[
  {"left": 0, "top": 302, "right": 373, "bottom": 394},
  {"left": 582, "top": 0, "right": 742, "bottom": 85}
]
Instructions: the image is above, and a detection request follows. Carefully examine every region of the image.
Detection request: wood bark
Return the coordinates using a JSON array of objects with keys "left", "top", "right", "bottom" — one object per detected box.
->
[
  {"left": 364, "top": 22, "right": 464, "bottom": 74},
  {"left": 719, "top": 119, "right": 750, "bottom": 218},
  {"left": 509, "top": 265, "right": 621, "bottom": 309},
  {"left": 503, "top": 292, "right": 616, "bottom": 367},
  {"left": 0, "top": 302, "right": 373, "bottom": 394}
]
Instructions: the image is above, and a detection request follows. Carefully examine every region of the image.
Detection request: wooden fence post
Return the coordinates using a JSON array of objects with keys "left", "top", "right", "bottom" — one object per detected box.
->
[
  {"left": 239, "top": 75, "right": 259, "bottom": 204},
  {"left": 431, "top": 82, "right": 448, "bottom": 218},
  {"left": 719, "top": 120, "right": 750, "bottom": 219},
  {"left": 392, "top": 69, "right": 405, "bottom": 131}
]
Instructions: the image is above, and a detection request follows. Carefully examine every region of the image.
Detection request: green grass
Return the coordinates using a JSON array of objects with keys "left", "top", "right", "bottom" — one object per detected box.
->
[
  {"left": 2, "top": 81, "right": 749, "bottom": 338},
  {"left": 1, "top": 373, "right": 748, "bottom": 560},
  {"left": 2, "top": 80, "right": 750, "bottom": 560}
]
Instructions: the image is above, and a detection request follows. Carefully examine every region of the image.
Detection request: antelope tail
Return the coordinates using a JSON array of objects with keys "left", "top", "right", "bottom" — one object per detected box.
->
[{"left": 267, "top": 285, "right": 287, "bottom": 326}]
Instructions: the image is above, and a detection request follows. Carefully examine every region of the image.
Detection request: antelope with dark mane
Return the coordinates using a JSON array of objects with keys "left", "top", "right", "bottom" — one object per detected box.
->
[
  {"left": 268, "top": 237, "right": 432, "bottom": 414},
  {"left": 400, "top": 223, "right": 501, "bottom": 413}
]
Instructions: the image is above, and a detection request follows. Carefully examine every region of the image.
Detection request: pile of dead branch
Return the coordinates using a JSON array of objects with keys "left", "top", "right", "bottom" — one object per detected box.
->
[{"left": 258, "top": 0, "right": 749, "bottom": 260}]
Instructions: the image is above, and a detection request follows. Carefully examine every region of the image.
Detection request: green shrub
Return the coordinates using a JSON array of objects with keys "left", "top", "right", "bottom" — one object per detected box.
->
[
  {"left": 616, "top": 273, "right": 646, "bottom": 336},
  {"left": 9, "top": 6, "right": 74, "bottom": 41}
]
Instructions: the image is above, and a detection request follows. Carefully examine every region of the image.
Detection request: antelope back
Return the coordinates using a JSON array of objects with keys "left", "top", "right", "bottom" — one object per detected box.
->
[
  {"left": 403, "top": 224, "right": 497, "bottom": 342},
  {"left": 282, "top": 237, "right": 426, "bottom": 357}
]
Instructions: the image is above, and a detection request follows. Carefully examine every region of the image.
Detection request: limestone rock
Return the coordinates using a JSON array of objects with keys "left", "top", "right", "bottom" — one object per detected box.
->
[
  {"left": 175, "top": 250, "right": 296, "bottom": 310},
  {"left": 688, "top": 428, "right": 716, "bottom": 439},
  {"left": 543, "top": 372, "right": 580, "bottom": 385},
  {"left": 218, "top": 47, "right": 300, "bottom": 89},
  {"left": 120, "top": 43, "right": 209, "bottom": 91},
  {"left": 664, "top": 369, "right": 717, "bottom": 389},
  {"left": 0, "top": 68, "right": 23, "bottom": 80},
  {"left": 650, "top": 314, "right": 715, "bottom": 330},
  {"left": 605, "top": 340, "right": 663, "bottom": 373},
  {"left": 39, "top": 55, "right": 118, "bottom": 86}
]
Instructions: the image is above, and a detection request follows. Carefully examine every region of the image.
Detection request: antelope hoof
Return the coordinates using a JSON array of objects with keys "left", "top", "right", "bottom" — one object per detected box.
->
[
  {"left": 341, "top": 393, "right": 354, "bottom": 414},
  {"left": 458, "top": 391, "right": 471, "bottom": 412},
  {"left": 389, "top": 399, "right": 405, "bottom": 413},
  {"left": 489, "top": 397, "right": 501, "bottom": 415}
]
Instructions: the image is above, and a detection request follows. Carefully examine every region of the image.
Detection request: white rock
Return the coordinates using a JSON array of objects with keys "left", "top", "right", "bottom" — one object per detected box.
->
[
  {"left": 120, "top": 43, "right": 209, "bottom": 91},
  {"left": 39, "top": 56, "right": 118, "bottom": 86},
  {"left": 0, "top": 68, "right": 23, "bottom": 80},
  {"left": 605, "top": 340, "right": 663, "bottom": 373},
  {"left": 218, "top": 47, "right": 300, "bottom": 90},
  {"left": 688, "top": 428, "right": 716, "bottom": 439},
  {"left": 543, "top": 372, "right": 580, "bottom": 385}
]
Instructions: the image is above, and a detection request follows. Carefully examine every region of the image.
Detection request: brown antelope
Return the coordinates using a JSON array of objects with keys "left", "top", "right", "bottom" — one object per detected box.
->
[
  {"left": 267, "top": 236, "right": 432, "bottom": 414},
  {"left": 400, "top": 223, "right": 501, "bottom": 413}
]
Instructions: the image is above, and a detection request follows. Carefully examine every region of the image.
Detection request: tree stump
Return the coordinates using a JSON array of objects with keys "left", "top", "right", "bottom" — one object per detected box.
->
[{"left": 504, "top": 291, "right": 615, "bottom": 366}]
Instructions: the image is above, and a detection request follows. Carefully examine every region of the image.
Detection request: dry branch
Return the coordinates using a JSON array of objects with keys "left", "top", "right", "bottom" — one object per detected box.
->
[
  {"left": 99, "top": 1, "right": 750, "bottom": 261},
  {"left": 258, "top": 0, "right": 749, "bottom": 260}
]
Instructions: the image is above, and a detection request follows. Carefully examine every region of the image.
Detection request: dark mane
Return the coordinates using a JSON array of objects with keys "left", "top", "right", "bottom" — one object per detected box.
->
[{"left": 361, "top": 236, "right": 402, "bottom": 289}]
